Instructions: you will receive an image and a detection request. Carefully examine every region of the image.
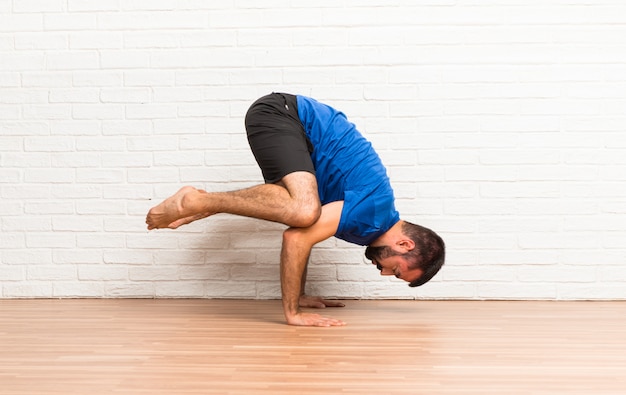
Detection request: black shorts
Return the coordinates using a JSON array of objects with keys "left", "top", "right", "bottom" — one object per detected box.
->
[{"left": 244, "top": 92, "right": 315, "bottom": 184}]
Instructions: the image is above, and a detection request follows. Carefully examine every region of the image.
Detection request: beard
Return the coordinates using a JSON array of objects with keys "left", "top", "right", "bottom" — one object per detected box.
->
[{"left": 364, "top": 245, "right": 398, "bottom": 262}]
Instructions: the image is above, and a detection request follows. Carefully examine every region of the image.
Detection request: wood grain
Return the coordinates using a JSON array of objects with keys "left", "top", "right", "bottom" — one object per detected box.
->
[{"left": 1, "top": 299, "right": 625, "bottom": 394}]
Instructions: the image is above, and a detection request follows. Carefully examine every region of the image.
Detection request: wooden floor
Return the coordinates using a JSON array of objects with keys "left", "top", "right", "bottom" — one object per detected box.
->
[{"left": 1, "top": 299, "right": 625, "bottom": 394}]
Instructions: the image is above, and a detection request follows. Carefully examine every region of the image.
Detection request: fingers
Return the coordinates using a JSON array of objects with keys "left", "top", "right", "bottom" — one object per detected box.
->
[
  {"left": 299, "top": 296, "right": 346, "bottom": 309},
  {"left": 308, "top": 316, "right": 346, "bottom": 327},
  {"left": 323, "top": 300, "right": 346, "bottom": 308},
  {"left": 301, "top": 299, "right": 326, "bottom": 309},
  {"left": 316, "top": 316, "right": 346, "bottom": 327},
  {"left": 287, "top": 312, "right": 346, "bottom": 327}
]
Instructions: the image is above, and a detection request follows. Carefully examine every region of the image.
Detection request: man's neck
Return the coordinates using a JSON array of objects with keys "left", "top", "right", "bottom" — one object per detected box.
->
[{"left": 371, "top": 220, "right": 404, "bottom": 246}]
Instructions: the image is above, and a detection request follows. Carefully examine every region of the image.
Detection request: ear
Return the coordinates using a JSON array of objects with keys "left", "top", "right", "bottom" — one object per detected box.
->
[{"left": 395, "top": 238, "right": 415, "bottom": 253}]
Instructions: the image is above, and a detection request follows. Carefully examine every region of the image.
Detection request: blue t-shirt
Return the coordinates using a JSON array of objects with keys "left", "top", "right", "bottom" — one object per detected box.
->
[{"left": 296, "top": 95, "right": 400, "bottom": 246}]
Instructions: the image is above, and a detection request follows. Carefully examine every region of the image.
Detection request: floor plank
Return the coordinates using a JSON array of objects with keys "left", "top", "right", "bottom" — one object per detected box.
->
[{"left": 1, "top": 299, "right": 625, "bottom": 394}]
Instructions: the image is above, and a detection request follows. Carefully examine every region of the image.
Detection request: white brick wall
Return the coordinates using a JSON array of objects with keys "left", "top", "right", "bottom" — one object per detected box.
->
[{"left": 1, "top": 1, "right": 625, "bottom": 300}]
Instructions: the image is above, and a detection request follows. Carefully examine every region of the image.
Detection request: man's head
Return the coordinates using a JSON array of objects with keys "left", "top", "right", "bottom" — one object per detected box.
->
[{"left": 365, "top": 221, "right": 445, "bottom": 287}]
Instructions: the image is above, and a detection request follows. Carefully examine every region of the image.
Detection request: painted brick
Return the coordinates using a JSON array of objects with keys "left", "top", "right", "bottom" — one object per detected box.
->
[
  {"left": 0, "top": 266, "right": 25, "bottom": 281},
  {"left": 129, "top": 265, "right": 179, "bottom": 281},
  {"left": 44, "top": 13, "right": 97, "bottom": 31},
  {"left": 28, "top": 265, "right": 77, "bottom": 281},
  {"left": 72, "top": 104, "right": 125, "bottom": 120},
  {"left": 54, "top": 250, "right": 103, "bottom": 265},
  {"left": 0, "top": 14, "right": 42, "bottom": 32},
  {"left": 15, "top": 33, "right": 68, "bottom": 50},
  {"left": 52, "top": 216, "right": 102, "bottom": 232},
  {"left": 155, "top": 281, "right": 205, "bottom": 297},
  {"left": 3, "top": 282, "right": 53, "bottom": 298},
  {"left": 105, "top": 282, "right": 155, "bottom": 298},
  {"left": 24, "top": 201, "right": 73, "bottom": 215},
  {"left": 69, "top": 32, "right": 122, "bottom": 49},
  {"left": 26, "top": 233, "right": 75, "bottom": 249},
  {"left": 53, "top": 281, "right": 104, "bottom": 297},
  {"left": 72, "top": 71, "right": 122, "bottom": 87},
  {"left": 3, "top": 250, "right": 52, "bottom": 265},
  {"left": 3, "top": 216, "right": 52, "bottom": 232}
]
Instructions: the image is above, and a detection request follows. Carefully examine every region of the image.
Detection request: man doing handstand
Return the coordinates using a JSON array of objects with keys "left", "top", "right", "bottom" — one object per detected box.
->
[{"left": 146, "top": 93, "right": 445, "bottom": 327}]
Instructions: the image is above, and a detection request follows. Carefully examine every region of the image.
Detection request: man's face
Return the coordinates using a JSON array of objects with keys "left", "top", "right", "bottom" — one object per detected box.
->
[{"left": 364, "top": 245, "right": 422, "bottom": 284}]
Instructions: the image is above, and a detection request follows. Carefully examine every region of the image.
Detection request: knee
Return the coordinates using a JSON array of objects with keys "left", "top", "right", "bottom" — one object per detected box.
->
[
  {"left": 282, "top": 226, "right": 311, "bottom": 247},
  {"left": 289, "top": 201, "right": 321, "bottom": 228}
]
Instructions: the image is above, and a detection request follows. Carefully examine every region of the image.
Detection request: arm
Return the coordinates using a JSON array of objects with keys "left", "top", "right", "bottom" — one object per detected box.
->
[
  {"left": 300, "top": 264, "right": 307, "bottom": 298},
  {"left": 280, "top": 201, "right": 346, "bottom": 327}
]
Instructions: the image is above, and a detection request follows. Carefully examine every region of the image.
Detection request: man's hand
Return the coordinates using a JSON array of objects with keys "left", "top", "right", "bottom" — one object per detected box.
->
[
  {"left": 299, "top": 295, "right": 346, "bottom": 309},
  {"left": 286, "top": 312, "right": 346, "bottom": 327}
]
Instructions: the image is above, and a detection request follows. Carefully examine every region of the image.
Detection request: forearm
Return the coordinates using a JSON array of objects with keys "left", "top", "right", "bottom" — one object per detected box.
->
[
  {"left": 280, "top": 230, "right": 311, "bottom": 321},
  {"left": 300, "top": 264, "right": 308, "bottom": 297}
]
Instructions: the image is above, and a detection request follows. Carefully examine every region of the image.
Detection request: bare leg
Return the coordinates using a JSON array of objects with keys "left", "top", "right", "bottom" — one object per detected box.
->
[{"left": 145, "top": 172, "right": 321, "bottom": 230}]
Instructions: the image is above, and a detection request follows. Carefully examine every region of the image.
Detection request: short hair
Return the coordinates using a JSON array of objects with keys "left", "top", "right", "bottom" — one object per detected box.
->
[{"left": 401, "top": 221, "right": 445, "bottom": 287}]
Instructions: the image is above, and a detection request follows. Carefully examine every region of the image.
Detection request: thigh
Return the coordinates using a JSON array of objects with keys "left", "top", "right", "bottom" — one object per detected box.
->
[
  {"left": 245, "top": 93, "right": 315, "bottom": 184},
  {"left": 279, "top": 171, "right": 321, "bottom": 207},
  {"left": 276, "top": 171, "right": 322, "bottom": 214}
]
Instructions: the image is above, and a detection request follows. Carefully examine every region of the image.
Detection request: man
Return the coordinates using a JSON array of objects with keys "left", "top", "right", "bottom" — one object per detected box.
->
[{"left": 145, "top": 93, "right": 445, "bottom": 327}]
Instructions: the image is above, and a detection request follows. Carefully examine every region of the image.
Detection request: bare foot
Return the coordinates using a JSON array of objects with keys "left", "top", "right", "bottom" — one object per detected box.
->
[{"left": 145, "top": 186, "right": 211, "bottom": 230}]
